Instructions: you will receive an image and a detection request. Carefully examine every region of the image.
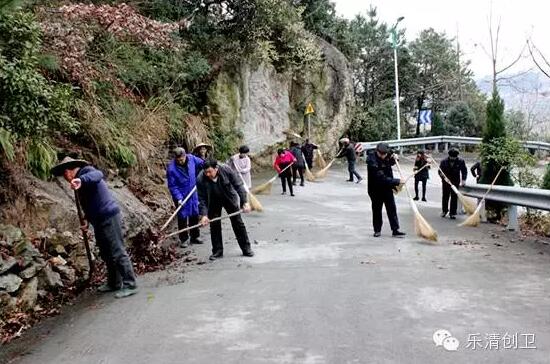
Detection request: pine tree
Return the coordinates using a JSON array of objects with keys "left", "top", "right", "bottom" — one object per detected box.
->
[{"left": 480, "top": 91, "right": 513, "bottom": 220}]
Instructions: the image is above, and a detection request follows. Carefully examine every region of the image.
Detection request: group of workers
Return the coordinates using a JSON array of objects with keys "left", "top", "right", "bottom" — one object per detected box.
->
[{"left": 49, "top": 137, "right": 476, "bottom": 299}]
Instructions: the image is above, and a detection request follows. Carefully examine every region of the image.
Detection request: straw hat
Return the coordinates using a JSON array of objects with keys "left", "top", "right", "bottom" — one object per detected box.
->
[
  {"left": 192, "top": 143, "right": 212, "bottom": 153},
  {"left": 51, "top": 156, "right": 89, "bottom": 176}
]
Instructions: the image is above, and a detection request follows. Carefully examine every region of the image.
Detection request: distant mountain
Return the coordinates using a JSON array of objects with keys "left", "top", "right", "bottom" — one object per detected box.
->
[{"left": 477, "top": 70, "right": 550, "bottom": 135}]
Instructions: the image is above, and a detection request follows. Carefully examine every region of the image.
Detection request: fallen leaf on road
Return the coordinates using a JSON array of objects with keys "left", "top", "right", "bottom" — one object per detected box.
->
[
  {"left": 360, "top": 260, "right": 376, "bottom": 265},
  {"left": 494, "top": 243, "right": 503, "bottom": 247}
]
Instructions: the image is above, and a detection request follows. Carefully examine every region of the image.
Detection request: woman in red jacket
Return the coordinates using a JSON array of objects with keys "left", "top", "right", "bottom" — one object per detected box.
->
[{"left": 273, "top": 148, "right": 297, "bottom": 196}]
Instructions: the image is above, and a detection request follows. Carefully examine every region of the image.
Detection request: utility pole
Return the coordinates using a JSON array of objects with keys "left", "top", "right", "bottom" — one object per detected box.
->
[
  {"left": 391, "top": 16, "right": 405, "bottom": 141},
  {"left": 456, "top": 24, "right": 463, "bottom": 101}
]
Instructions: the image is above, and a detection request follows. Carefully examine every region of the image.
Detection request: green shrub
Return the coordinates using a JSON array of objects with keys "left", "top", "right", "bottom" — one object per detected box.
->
[{"left": 542, "top": 165, "right": 550, "bottom": 190}]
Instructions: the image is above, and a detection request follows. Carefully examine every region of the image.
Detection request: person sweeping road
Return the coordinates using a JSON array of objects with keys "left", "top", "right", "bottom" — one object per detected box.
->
[
  {"left": 337, "top": 138, "right": 363, "bottom": 183},
  {"left": 289, "top": 141, "right": 305, "bottom": 187},
  {"left": 438, "top": 149, "right": 468, "bottom": 220},
  {"left": 413, "top": 150, "right": 430, "bottom": 202},
  {"left": 274, "top": 148, "right": 297, "bottom": 196},
  {"left": 197, "top": 159, "right": 254, "bottom": 261},
  {"left": 366, "top": 143, "right": 406, "bottom": 238},
  {"left": 51, "top": 157, "right": 138, "bottom": 298},
  {"left": 230, "top": 145, "right": 252, "bottom": 189},
  {"left": 301, "top": 139, "right": 318, "bottom": 170},
  {"left": 166, "top": 147, "right": 204, "bottom": 248}
]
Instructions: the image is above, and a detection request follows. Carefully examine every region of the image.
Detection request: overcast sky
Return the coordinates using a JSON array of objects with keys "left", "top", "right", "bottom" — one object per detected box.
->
[{"left": 332, "top": 0, "right": 549, "bottom": 79}]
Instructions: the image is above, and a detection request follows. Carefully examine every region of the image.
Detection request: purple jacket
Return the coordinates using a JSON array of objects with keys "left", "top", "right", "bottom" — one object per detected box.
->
[
  {"left": 76, "top": 166, "right": 120, "bottom": 226},
  {"left": 166, "top": 155, "right": 204, "bottom": 218}
]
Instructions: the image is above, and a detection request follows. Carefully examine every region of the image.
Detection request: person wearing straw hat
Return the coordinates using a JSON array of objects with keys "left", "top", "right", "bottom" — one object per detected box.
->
[
  {"left": 301, "top": 138, "right": 318, "bottom": 169},
  {"left": 274, "top": 148, "right": 297, "bottom": 196},
  {"left": 413, "top": 150, "right": 430, "bottom": 202},
  {"left": 229, "top": 145, "right": 252, "bottom": 189},
  {"left": 197, "top": 159, "right": 254, "bottom": 261},
  {"left": 51, "top": 157, "right": 137, "bottom": 298},
  {"left": 337, "top": 137, "right": 363, "bottom": 183},
  {"left": 289, "top": 141, "right": 305, "bottom": 187},
  {"left": 166, "top": 147, "right": 204, "bottom": 248},
  {"left": 439, "top": 148, "right": 468, "bottom": 219},
  {"left": 193, "top": 142, "right": 212, "bottom": 162},
  {"left": 366, "top": 143, "right": 406, "bottom": 238}
]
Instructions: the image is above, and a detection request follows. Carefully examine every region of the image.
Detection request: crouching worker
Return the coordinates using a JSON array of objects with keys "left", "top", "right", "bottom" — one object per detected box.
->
[
  {"left": 51, "top": 157, "right": 137, "bottom": 298},
  {"left": 197, "top": 159, "right": 254, "bottom": 261}
]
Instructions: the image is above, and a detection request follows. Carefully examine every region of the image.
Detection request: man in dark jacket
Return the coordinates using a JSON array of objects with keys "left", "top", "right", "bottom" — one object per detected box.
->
[
  {"left": 367, "top": 143, "right": 406, "bottom": 237},
  {"left": 439, "top": 149, "right": 468, "bottom": 219},
  {"left": 51, "top": 157, "right": 137, "bottom": 298},
  {"left": 301, "top": 139, "right": 318, "bottom": 169},
  {"left": 337, "top": 138, "right": 362, "bottom": 183},
  {"left": 290, "top": 141, "right": 305, "bottom": 186},
  {"left": 166, "top": 147, "right": 204, "bottom": 248},
  {"left": 197, "top": 159, "right": 254, "bottom": 261}
]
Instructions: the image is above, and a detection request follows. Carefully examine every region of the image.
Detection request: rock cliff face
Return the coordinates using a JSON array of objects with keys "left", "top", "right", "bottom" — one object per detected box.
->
[{"left": 208, "top": 37, "right": 353, "bottom": 164}]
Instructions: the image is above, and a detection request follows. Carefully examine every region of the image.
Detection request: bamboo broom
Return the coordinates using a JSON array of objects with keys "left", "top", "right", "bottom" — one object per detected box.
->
[
  {"left": 314, "top": 149, "right": 327, "bottom": 169},
  {"left": 251, "top": 163, "right": 294, "bottom": 195},
  {"left": 161, "top": 186, "right": 197, "bottom": 231},
  {"left": 395, "top": 160, "right": 438, "bottom": 242},
  {"left": 393, "top": 162, "right": 431, "bottom": 195},
  {"left": 314, "top": 159, "right": 335, "bottom": 179},
  {"left": 430, "top": 158, "right": 477, "bottom": 215},
  {"left": 165, "top": 210, "right": 243, "bottom": 239},
  {"left": 303, "top": 154, "right": 316, "bottom": 182},
  {"left": 237, "top": 173, "right": 263, "bottom": 212},
  {"left": 460, "top": 167, "right": 505, "bottom": 227}
]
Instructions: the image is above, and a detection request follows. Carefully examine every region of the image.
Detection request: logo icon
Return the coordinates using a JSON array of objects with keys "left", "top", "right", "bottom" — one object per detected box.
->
[{"left": 433, "top": 329, "right": 460, "bottom": 351}]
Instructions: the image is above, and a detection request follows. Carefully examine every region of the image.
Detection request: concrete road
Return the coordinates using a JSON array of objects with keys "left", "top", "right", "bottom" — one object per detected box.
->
[{"left": 3, "top": 160, "right": 550, "bottom": 364}]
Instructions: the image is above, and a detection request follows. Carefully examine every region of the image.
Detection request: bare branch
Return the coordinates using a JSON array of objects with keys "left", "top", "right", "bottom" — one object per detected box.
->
[{"left": 527, "top": 40, "right": 550, "bottom": 79}]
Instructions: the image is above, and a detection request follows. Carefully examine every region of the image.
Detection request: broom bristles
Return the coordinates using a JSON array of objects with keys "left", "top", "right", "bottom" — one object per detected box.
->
[
  {"left": 459, "top": 204, "right": 483, "bottom": 227},
  {"left": 251, "top": 180, "right": 274, "bottom": 195},
  {"left": 314, "top": 159, "right": 334, "bottom": 179},
  {"left": 305, "top": 168, "right": 316, "bottom": 182},
  {"left": 314, "top": 150, "right": 327, "bottom": 169},
  {"left": 415, "top": 213, "right": 438, "bottom": 242},
  {"left": 451, "top": 185, "right": 477, "bottom": 215},
  {"left": 248, "top": 192, "right": 263, "bottom": 212}
]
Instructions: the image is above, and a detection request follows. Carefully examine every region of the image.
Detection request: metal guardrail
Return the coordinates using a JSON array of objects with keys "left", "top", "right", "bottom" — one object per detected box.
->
[
  {"left": 461, "top": 183, "right": 550, "bottom": 230},
  {"left": 359, "top": 136, "right": 550, "bottom": 152}
]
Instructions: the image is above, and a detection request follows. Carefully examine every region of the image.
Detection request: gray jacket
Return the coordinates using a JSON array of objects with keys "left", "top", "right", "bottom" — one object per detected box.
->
[{"left": 197, "top": 164, "right": 248, "bottom": 216}]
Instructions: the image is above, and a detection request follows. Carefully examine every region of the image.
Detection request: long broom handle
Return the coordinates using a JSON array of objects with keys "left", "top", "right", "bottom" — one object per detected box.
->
[
  {"left": 429, "top": 158, "right": 464, "bottom": 188},
  {"left": 165, "top": 210, "right": 243, "bottom": 239},
  {"left": 480, "top": 167, "right": 505, "bottom": 201},
  {"left": 394, "top": 160, "right": 413, "bottom": 200},
  {"left": 74, "top": 191, "right": 94, "bottom": 279},
  {"left": 161, "top": 186, "right": 197, "bottom": 231},
  {"left": 403, "top": 162, "right": 430, "bottom": 184}
]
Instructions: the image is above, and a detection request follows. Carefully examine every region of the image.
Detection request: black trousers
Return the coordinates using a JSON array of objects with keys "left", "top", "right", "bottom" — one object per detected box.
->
[
  {"left": 292, "top": 165, "right": 304, "bottom": 185},
  {"left": 414, "top": 178, "right": 427, "bottom": 199},
  {"left": 94, "top": 213, "right": 137, "bottom": 289},
  {"left": 348, "top": 160, "right": 362, "bottom": 181},
  {"left": 442, "top": 183, "right": 458, "bottom": 215},
  {"left": 305, "top": 157, "right": 313, "bottom": 169},
  {"left": 177, "top": 214, "right": 200, "bottom": 244},
  {"left": 369, "top": 191, "right": 399, "bottom": 233},
  {"left": 280, "top": 174, "right": 294, "bottom": 194},
  {"left": 208, "top": 199, "right": 251, "bottom": 255}
]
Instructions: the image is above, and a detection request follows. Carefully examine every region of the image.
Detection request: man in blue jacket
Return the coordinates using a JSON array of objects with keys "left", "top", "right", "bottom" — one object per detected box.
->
[
  {"left": 166, "top": 147, "right": 204, "bottom": 248},
  {"left": 51, "top": 157, "right": 137, "bottom": 298}
]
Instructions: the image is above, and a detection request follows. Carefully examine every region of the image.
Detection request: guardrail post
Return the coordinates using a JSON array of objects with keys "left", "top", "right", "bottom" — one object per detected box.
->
[
  {"left": 507, "top": 205, "right": 519, "bottom": 231},
  {"left": 480, "top": 199, "right": 487, "bottom": 223},
  {"left": 444, "top": 143, "right": 449, "bottom": 152},
  {"left": 434, "top": 143, "right": 439, "bottom": 153}
]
